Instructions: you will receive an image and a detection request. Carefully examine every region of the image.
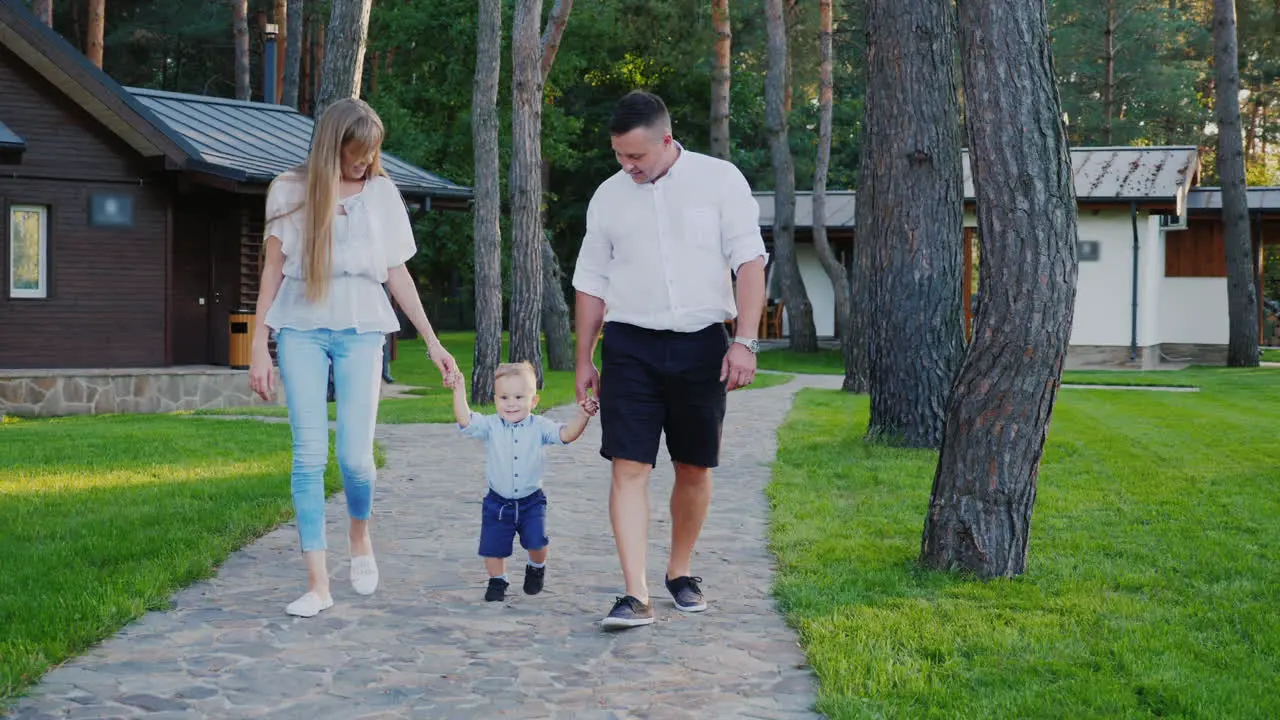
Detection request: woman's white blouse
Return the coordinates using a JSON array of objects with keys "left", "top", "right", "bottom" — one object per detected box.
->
[{"left": 263, "top": 173, "right": 416, "bottom": 334}]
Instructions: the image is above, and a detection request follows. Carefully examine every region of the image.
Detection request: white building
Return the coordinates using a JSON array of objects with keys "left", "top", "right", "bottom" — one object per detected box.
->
[{"left": 755, "top": 146, "right": 1280, "bottom": 367}]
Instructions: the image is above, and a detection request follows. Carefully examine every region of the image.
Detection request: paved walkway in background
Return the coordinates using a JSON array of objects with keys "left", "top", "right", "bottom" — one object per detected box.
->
[{"left": 7, "top": 375, "right": 841, "bottom": 720}]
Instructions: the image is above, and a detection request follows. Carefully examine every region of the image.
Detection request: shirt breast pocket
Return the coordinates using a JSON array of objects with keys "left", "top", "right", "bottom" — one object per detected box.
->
[{"left": 682, "top": 207, "right": 723, "bottom": 256}]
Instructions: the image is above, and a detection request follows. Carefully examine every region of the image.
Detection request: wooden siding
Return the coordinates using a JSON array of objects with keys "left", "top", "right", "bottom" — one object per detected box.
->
[
  {"left": 0, "top": 46, "right": 169, "bottom": 368},
  {"left": 239, "top": 199, "right": 265, "bottom": 311},
  {"left": 1166, "top": 219, "right": 1227, "bottom": 277}
]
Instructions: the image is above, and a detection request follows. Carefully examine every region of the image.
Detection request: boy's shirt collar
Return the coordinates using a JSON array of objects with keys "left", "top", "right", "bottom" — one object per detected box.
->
[{"left": 498, "top": 414, "right": 534, "bottom": 428}]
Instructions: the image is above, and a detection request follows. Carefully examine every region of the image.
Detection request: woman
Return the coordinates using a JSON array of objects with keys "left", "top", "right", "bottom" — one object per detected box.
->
[{"left": 249, "top": 98, "right": 458, "bottom": 617}]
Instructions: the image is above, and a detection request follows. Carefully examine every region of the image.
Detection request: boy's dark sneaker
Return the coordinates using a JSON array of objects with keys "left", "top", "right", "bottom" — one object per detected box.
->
[
  {"left": 665, "top": 575, "right": 707, "bottom": 612},
  {"left": 600, "top": 595, "right": 655, "bottom": 630},
  {"left": 523, "top": 564, "right": 545, "bottom": 595},
  {"left": 485, "top": 577, "right": 509, "bottom": 602}
]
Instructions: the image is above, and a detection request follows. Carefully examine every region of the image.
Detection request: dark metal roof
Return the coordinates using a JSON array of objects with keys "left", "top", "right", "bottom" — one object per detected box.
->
[
  {"left": 1185, "top": 187, "right": 1280, "bottom": 212},
  {"left": 0, "top": 118, "right": 26, "bottom": 150},
  {"left": 127, "top": 88, "right": 470, "bottom": 201}
]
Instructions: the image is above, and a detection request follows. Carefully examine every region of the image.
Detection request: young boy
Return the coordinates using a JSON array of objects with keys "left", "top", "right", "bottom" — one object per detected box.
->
[{"left": 447, "top": 362, "right": 597, "bottom": 601}]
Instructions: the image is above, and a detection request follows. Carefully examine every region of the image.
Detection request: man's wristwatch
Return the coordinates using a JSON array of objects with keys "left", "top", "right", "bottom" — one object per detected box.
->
[{"left": 732, "top": 336, "right": 760, "bottom": 354}]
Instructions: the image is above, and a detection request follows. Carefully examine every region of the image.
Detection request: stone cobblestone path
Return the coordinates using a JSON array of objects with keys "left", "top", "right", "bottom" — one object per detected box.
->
[{"left": 7, "top": 374, "right": 841, "bottom": 720}]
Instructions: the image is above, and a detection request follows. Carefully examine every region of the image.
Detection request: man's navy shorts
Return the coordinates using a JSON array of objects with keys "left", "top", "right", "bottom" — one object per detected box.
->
[
  {"left": 599, "top": 321, "right": 729, "bottom": 469},
  {"left": 478, "top": 489, "right": 548, "bottom": 558}
]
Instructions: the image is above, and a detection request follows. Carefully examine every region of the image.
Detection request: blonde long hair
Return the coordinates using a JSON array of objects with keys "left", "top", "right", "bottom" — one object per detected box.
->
[{"left": 272, "top": 99, "right": 387, "bottom": 302}]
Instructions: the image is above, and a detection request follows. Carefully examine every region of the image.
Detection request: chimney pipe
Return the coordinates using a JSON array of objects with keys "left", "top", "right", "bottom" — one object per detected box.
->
[{"left": 263, "top": 23, "right": 279, "bottom": 104}]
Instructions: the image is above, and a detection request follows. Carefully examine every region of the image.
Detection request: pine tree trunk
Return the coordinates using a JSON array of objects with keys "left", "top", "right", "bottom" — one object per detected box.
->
[
  {"left": 710, "top": 0, "right": 732, "bottom": 160},
  {"left": 1104, "top": 0, "right": 1116, "bottom": 145},
  {"left": 812, "top": 0, "right": 855, "bottom": 379},
  {"left": 538, "top": 0, "right": 576, "bottom": 373},
  {"left": 858, "top": 0, "right": 965, "bottom": 448},
  {"left": 1245, "top": 95, "right": 1260, "bottom": 161},
  {"left": 32, "top": 0, "right": 52, "bottom": 26},
  {"left": 315, "top": 0, "right": 372, "bottom": 117},
  {"left": 843, "top": 261, "right": 869, "bottom": 392},
  {"left": 471, "top": 0, "right": 503, "bottom": 405},
  {"left": 921, "top": 0, "right": 1080, "bottom": 578},
  {"left": 765, "top": 0, "right": 817, "bottom": 352},
  {"left": 300, "top": 9, "right": 312, "bottom": 114},
  {"left": 1213, "top": 0, "right": 1259, "bottom": 367},
  {"left": 541, "top": 239, "right": 574, "bottom": 371},
  {"left": 313, "top": 19, "right": 325, "bottom": 108},
  {"left": 232, "top": 0, "right": 250, "bottom": 100},
  {"left": 509, "top": 0, "right": 545, "bottom": 384},
  {"left": 71, "top": 0, "right": 83, "bottom": 52},
  {"left": 539, "top": 0, "right": 574, "bottom": 82},
  {"left": 273, "top": 0, "right": 287, "bottom": 102},
  {"left": 282, "top": 0, "right": 304, "bottom": 108},
  {"left": 86, "top": 0, "right": 105, "bottom": 68}
]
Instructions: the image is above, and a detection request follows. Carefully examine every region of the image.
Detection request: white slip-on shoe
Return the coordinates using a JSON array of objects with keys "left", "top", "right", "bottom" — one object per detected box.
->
[
  {"left": 285, "top": 591, "right": 333, "bottom": 618},
  {"left": 350, "top": 554, "right": 379, "bottom": 596}
]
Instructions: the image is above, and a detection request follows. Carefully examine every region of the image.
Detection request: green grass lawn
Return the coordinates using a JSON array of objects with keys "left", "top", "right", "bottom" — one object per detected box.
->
[
  {"left": 757, "top": 345, "right": 1218, "bottom": 388},
  {"left": 0, "top": 415, "right": 343, "bottom": 703},
  {"left": 203, "top": 332, "right": 790, "bottom": 423},
  {"left": 1261, "top": 348, "right": 1280, "bottom": 363},
  {"left": 769, "top": 367, "right": 1280, "bottom": 719},
  {"left": 758, "top": 347, "right": 846, "bottom": 375}
]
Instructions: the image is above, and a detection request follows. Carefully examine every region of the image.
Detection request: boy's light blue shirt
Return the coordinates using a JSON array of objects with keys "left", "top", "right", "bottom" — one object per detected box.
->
[{"left": 459, "top": 412, "right": 566, "bottom": 499}]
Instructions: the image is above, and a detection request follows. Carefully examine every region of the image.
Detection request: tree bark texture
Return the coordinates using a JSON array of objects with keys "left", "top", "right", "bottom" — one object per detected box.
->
[
  {"left": 921, "top": 0, "right": 1080, "bottom": 578},
  {"left": 232, "top": 0, "right": 250, "bottom": 100},
  {"left": 32, "top": 0, "right": 52, "bottom": 26},
  {"left": 86, "top": 0, "right": 105, "bottom": 68},
  {"left": 765, "top": 0, "right": 817, "bottom": 352},
  {"left": 315, "top": 0, "right": 372, "bottom": 117},
  {"left": 282, "top": 0, "right": 304, "bottom": 109},
  {"left": 812, "top": 0, "right": 855, "bottom": 382},
  {"left": 539, "top": 0, "right": 574, "bottom": 84},
  {"left": 842, "top": 254, "right": 870, "bottom": 392},
  {"left": 312, "top": 18, "right": 325, "bottom": 108},
  {"left": 1103, "top": 0, "right": 1116, "bottom": 145},
  {"left": 857, "top": 0, "right": 965, "bottom": 448},
  {"left": 273, "top": 0, "right": 287, "bottom": 102},
  {"left": 538, "top": 0, "right": 576, "bottom": 373},
  {"left": 509, "top": 0, "right": 545, "bottom": 384},
  {"left": 710, "top": 0, "right": 732, "bottom": 160},
  {"left": 471, "top": 0, "right": 503, "bottom": 405},
  {"left": 541, "top": 239, "right": 575, "bottom": 371},
  {"left": 1212, "top": 0, "right": 1259, "bottom": 367}
]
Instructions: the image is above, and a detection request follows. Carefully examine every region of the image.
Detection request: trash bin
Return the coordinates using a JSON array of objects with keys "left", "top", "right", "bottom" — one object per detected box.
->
[{"left": 228, "top": 313, "right": 255, "bottom": 369}]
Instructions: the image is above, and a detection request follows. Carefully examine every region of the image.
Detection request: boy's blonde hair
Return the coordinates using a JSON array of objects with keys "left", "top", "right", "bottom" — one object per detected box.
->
[{"left": 494, "top": 362, "right": 538, "bottom": 389}]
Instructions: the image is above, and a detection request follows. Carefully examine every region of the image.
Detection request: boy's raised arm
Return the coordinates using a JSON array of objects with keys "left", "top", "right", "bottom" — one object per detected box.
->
[
  {"left": 559, "top": 401, "right": 596, "bottom": 444},
  {"left": 449, "top": 372, "right": 472, "bottom": 428}
]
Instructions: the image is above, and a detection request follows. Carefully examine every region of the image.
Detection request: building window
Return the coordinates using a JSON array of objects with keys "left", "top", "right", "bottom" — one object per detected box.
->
[{"left": 9, "top": 204, "right": 48, "bottom": 299}]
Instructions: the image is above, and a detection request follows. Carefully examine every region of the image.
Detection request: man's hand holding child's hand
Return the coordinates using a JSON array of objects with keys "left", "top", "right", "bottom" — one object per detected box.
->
[{"left": 579, "top": 395, "right": 599, "bottom": 417}]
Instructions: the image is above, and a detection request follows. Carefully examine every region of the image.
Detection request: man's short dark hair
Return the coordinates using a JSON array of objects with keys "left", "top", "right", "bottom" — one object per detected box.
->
[{"left": 609, "top": 91, "right": 670, "bottom": 136}]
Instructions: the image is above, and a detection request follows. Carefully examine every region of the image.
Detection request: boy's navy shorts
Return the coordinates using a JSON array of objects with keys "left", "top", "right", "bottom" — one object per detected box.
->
[
  {"left": 479, "top": 489, "right": 549, "bottom": 558},
  {"left": 599, "top": 321, "right": 729, "bottom": 469}
]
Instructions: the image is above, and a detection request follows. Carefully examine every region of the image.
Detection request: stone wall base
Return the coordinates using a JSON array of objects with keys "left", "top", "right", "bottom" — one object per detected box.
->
[
  {"left": 0, "top": 367, "right": 283, "bottom": 418},
  {"left": 1066, "top": 344, "right": 1228, "bottom": 369}
]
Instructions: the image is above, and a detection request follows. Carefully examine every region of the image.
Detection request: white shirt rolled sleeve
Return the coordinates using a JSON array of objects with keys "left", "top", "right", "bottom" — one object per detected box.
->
[
  {"left": 571, "top": 146, "right": 768, "bottom": 333},
  {"left": 571, "top": 199, "right": 611, "bottom": 300},
  {"left": 720, "top": 165, "right": 769, "bottom": 272}
]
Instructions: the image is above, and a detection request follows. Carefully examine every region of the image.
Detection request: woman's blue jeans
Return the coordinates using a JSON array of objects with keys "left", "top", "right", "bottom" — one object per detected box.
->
[{"left": 276, "top": 327, "right": 384, "bottom": 552}]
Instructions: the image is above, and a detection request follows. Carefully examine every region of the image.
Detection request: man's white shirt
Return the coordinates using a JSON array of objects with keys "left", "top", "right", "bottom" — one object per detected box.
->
[{"left": 571, "top": 146, "right": 769, "bottom": 333}]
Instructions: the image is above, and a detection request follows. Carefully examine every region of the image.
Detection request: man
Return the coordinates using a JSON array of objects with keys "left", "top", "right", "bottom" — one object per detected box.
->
[{"left": 572, "top": 90, "right": 768, "bottom": 630}]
